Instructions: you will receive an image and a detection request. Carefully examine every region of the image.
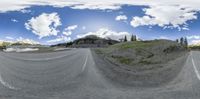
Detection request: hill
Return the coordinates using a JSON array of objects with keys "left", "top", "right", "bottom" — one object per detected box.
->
[
  {"left": 51, "top": 35, "right": 119, "bottom": 48},
  {"left": 93, "top": 39, "right": 188, "bottom": 86},
  {"left": 95, "top": 40, "right": 187, "bottom": 65},
  {"left": 189, "top": 45, "right": 200, "bottom": 50},
  {"left": 0, "top": 41, "right": 40, "bottom": 50}
]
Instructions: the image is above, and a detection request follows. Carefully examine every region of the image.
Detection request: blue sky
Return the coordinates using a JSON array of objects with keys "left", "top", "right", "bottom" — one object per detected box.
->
[{"left": 0, "top": 0, "right": 200, "bottom": 45}]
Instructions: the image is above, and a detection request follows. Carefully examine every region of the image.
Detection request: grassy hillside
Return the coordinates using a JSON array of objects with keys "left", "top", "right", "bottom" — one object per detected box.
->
[
  {"left": 189, "top": 45, "right": 200, "bottom": 50},
  {"left": 95, "top": 40, "right": 187, "bottom": 66},
  {"left": 93, "top": 40, "right": 188, "bottom": 86}
]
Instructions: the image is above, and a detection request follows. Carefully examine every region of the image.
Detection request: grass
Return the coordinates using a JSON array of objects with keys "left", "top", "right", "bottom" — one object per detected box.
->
[
  {"left": 189, "top": 45, "right": 200, "bottom": 50},
  {"left": 139, "top": 60, "right": 152, "bottom": 64},
  {"left": 94, "top": 49, "right": 104, "bottom": 54},
  {"left": 111, "top": 40, "right": 163, "bottom": 50},
  {"left": 94, "top": 40, "right": 182, "bottom": 66},
  {"left": 111, "top": 55, "right": 132, "bottom": 65}
]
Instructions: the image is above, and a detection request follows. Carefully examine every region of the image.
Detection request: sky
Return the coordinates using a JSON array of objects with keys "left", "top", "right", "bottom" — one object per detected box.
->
[{"left": 0, "top": 0, "right": 200, "bottom": 45}]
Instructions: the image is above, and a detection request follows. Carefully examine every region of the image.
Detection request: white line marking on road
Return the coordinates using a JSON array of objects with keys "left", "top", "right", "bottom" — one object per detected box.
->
[
  {"left": 81, "top": 54, "right": 89, "bottom": 72},
  {"left": 191, "top": 52, "right": 200, "bottom": 80},
  {"left": 0, "top": 74, "right": 19, "bottom": 90}
]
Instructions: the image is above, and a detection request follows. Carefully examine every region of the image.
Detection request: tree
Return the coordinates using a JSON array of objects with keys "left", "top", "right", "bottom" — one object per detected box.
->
[
  {"left": 131, "top": 35, "right": 134, "bottom": 41},
  {"left": 176, "top": 39, "right": 179, "bottom": 43},
  {"left": 180, "top": 37, "right": 184, "bottom": 45},
  {"left": 124, "top": 35, "right": 127, "bottom": 42},
  {"left": 131, "top": 35, "right": 137, "bottom": 41},
  {"left": 134, "top": 35, "right": 137, "bottom": 41},
  {"left": 184, "top": 37, "right": 188, "bottom": 48}
]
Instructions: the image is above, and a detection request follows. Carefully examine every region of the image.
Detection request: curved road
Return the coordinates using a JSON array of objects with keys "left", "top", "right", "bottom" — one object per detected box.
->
[{"left": 0, "top": 49, "right": 199, "bottom": 99}]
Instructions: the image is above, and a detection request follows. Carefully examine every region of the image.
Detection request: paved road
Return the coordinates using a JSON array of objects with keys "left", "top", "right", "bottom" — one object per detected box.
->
[{"left": 0, "top": 49, "right": 199, "bottom": 99}]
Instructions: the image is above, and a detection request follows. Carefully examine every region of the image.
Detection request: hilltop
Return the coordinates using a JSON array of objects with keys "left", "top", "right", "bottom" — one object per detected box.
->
[{"left": 51, "top": 35, "right": 119, "bottom": 48}]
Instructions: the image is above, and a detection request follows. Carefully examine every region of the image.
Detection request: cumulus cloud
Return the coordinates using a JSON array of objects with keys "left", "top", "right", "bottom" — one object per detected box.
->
[
  {"left": 16, "top": 37, "right": 39, "bottom": 44},
  {"left": 115, "top": 15, "right": 127, "bottom": 21},
  {"left": 159, "top": 36, "right": 170, "bottom": 40},
  {"left": 130, "top": 5, "right": 198, "bottom": 30},
  {"left": 191, "top": 39, "right": 200, "bottom": 45},
  {"left": 47, "top": 36, "right": 71, "bottom": 43},
  {"left": 1, "top": 1, "right": 200, "bottom": 31},
  {"left": 3, "top": 37, "right": 39, "bottom": 44},
  {"left": 77, "top": 28, "right": 131, "bottom": 41},
  {"left": 82, "top": 26, "right": 86, "bottom": 30},
  {"left": 20, "top": 9, "right": 31, "bottom": 13},
  {"left": 65, "top": 25, "right": 78, "bottom": 31},
  {"left": 187, "top": 35, "right": 200, "bottom": 39},
  {"left": 186, "top": 35, "right": 200, "bottom": 45},
  {"left": 1, "top": 0, "right": 200, "bottom": 12},
  {"left": 5, "top": 36, "right": 14, "bottom": 40},
  {"left": 11, "top": 19, "right": 18, "bottom": 22},
  {"left": 25, "top": 12, "right": 61, "bottom": 39},
  {"left": 63, "top": 25, "right": 78, "bottom": 36}
]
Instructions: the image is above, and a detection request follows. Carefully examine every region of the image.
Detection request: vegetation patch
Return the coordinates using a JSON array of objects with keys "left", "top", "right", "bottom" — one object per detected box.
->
[
  {"left": 111, "top": 40, "right": 162, "bottom": 50},
  {"left": 111, "top": 55, "right": 132, "bottom": 65},
  {"left": 94, "top": 39, "right": 187, "bottom": 67}
]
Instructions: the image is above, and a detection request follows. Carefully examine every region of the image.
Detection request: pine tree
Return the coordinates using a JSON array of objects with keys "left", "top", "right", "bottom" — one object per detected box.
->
[
  {"left": 131, "top": 35, "right": 137, "bottom": 41},
  {"left": 124, "top": 35, "right": 127, "bottom": 42},
  {"left": 184, "top": 37, "right": 188, "bottom": 48},
  {"left": 176, "top": 39, "right": 179, "bottom": 43},
  {"left": 134, "top": 35, "right": 137, "bottom": 41},
  {"left": 131, "top": 35, "right": 134, "bottom": 41},
  {"left": 180, "top": 37, "right": 184, "bottom": 45}
]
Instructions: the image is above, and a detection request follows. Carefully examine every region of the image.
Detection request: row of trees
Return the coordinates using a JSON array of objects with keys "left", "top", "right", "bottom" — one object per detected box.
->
[
  {"left": 121, "top": 35, "right": 137, "bottom": 42},
  {"left": 122, "top": 35, "right": 188, "bottom": 48},
  {"left": 176, "top": 37, "right": 188, "bottom": 47}
]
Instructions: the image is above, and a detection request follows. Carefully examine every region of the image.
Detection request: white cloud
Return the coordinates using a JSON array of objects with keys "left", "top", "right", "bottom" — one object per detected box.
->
[
  {"left": 65, "top": 25, "right": 78, "bottom": 31},
  {"left": 186, "top": 35, "right": 200, "bottom": 45},
  {"left": 47, "top": 25, "right": 76, "bottom": 43},
  {"left": 77, "top": 28, "right": 131, "bottom": 41},
  {"left": 63, "top": 25, "right": 78, "bottom": 36},
  {"left": 63, "top": 31, "right": 72, "bottom": 36},
  {"left": 11, "top": 19, "right": 18, "bottom": 22},
  {"left": 47, "top": 36, "right": 71, "bottom": 43},
  {"left": 5, "top": 36, "right": 14, "bottom": 40},
  {"left": 191, "top": 39, "right": 200, "bottom": 45},
  {"left": 25, "top": 12, "right": 61, "bottom": 39},
  {"left": 20, "top": 9, "right": 31, "bottom": 13},
  {"left": 82, "top": 26, "right": 86, "bottom": 30},
  {"left": 187, "top": 35, "right": 200, "bottom": 39},
  {"left": 130, "top": 5, "right": 198, "bottom": 30},
  {"left": 1, "top": 0, "right": 200, "bottom": 12},
  {"left": 16, "top": 37, "right": 39, "bottom": 44},
  {"left": 159, "top": 36, "right": 170, "bottom": 40},
  {"left": 1, "top": 1, "right": 200, "bottom": 32},
  {"left": 115, "top": 15, "right": 127, "bottom": 21},
  {"left": 2, "top": 37, "right": 39, "bottom": 45}
]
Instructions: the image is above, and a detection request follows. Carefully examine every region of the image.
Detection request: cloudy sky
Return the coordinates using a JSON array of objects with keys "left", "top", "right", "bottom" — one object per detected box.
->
[{"left": 0, "top": 0, "right": 200, "bottom": 45}]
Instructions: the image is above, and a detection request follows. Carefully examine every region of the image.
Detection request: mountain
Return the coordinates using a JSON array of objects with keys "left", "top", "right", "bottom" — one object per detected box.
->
[
  {"left": 0, "top": 41, "right": 13, "bottom": 46},
  {"left": 0, "top": 40, "right": 40, "bottom": 49},
  {"left": 51, "top": 35, "right": 119, "bottom": 48}
]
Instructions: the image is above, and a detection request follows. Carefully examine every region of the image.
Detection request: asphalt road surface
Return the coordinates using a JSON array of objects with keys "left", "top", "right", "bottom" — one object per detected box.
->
[{"left": 0, "top": 49, "right": 200, "bottom": 99}]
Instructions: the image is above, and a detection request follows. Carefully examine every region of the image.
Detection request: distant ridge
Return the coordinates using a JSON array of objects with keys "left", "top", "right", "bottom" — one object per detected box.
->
[{"left": 51, "top": 35, "right": 119, "bottom": 48}]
